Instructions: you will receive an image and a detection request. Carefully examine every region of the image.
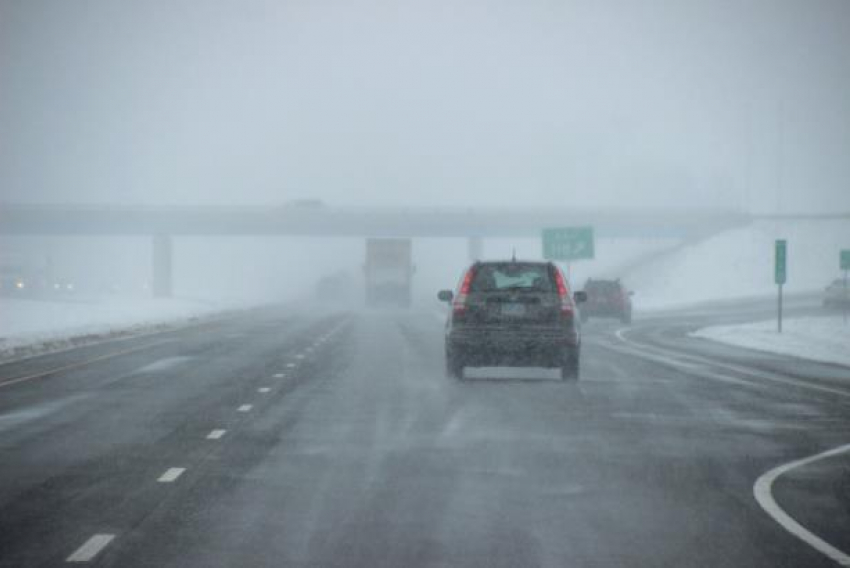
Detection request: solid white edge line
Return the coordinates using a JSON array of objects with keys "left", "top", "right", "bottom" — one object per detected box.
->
[
  {"left": 66, "top": 533, "right": 115, "bottom": 562},
  {"left": 237, "top": 404, "right": 252, "bottom": 412},
  {"left": 753, "top": 443, "right": 850, "bottom": 566},
  {"left": 258, "top": 387, "right": 271, "bottom": 393},
  {"left": 206, "top": 429, "right": 226, "bottom": 439},
  {"left": 273, "top": 373, "right": 285, "bottom": 378},
  {"left": 157, "top": 467, "right": 186, "bottom": 483},
  {"left": 614, "top": 327, "right": 850, "bottom": 399}
]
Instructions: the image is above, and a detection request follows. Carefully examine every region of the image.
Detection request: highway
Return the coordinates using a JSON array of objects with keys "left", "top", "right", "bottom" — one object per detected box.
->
[{"left": 1, "top": 300, "right": 849, "bottom": 567}]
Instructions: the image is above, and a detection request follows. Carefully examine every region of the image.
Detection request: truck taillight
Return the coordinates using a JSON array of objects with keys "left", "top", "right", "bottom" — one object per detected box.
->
[
  {"left": 452, "top": 267, "right": 475, "bottom": 313},
  {"left": 553, "top": 267, "right": 574, "bottom": 317}
]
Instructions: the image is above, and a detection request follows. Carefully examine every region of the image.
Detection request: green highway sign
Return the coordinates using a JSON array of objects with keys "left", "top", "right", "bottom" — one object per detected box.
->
[
  {"left": 775, "top": 239, "right": 787, "bottom": 285},
  {"left": 542, "top": 226, "right": 595, "bottom": 261},
  {"left": 841, "top": 249, "right": 850, "bottom": 271}
]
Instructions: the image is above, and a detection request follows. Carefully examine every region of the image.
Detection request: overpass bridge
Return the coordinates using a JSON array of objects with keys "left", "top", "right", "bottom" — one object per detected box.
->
[
  {"left": 1, "top": 204, "right": 751, "bottom": 297},
  {"left": 1, "top": 203, "right": 749, "bottom": 238}
]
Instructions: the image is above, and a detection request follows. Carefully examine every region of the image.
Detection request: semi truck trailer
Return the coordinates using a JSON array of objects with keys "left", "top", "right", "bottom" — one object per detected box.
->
[{"left": 364, "top": 238, "right": 413, "bottom": 307}]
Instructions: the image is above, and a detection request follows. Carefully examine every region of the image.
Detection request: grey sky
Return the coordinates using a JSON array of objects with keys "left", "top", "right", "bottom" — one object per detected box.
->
[{"left": 1, "top": 0, "right": 849, "bottom": 212}]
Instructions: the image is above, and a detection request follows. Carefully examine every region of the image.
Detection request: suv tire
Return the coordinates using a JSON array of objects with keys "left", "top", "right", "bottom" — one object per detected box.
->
[
  {"left": 446, "top": 351, "right": 464, "bottom": 379},
  {"left": 561, "top": 352, "right": 580, "bottom": 381}
]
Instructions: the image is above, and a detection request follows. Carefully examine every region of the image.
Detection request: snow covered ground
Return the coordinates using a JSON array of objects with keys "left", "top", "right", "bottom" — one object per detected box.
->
[
  {"left": 692, "top": 315, "right": 850, "bottom": 368},
  {"left": 0, "top": 296, "right": 243, "bottom": 361},
  {"left": 625, "top": 219, "right": 850, "bottom": 310}
]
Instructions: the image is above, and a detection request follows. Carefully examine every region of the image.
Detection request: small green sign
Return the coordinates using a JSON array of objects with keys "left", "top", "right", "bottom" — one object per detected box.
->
[
  {"left": 841, "top": 250, "right": 850, "bottom": 271},
  {"left": 775, "top": 239, "right": 787, "bottom": 285},
  {"left": 542, "top": 227, "right": 595, "bottom": 261}
]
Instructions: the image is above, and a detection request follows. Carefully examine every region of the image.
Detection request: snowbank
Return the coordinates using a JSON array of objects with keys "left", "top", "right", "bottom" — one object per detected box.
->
[
  {"left": 626, "top": 219, "right": 850, "bottom": 310},
  {"left": 0, "top": 296, "right": 242, "bottom": 361},
  {"left": 692, "top": 315, "right": 850, "bottom": 368}
]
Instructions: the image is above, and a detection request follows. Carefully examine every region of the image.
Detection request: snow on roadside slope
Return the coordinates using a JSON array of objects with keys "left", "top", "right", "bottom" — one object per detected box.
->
[
  {"left": 0, "top": 296, "right": 236, "bottom": 361},
  {"left": 625, "top": 219, "right": 850, "bottom": 310},
  {"left": 692, "top": 315, "right": 850, "bottom": 368}
]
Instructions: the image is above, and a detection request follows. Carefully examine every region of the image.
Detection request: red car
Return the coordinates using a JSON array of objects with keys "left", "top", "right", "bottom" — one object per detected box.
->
[{"left": 580, "top": 278, "right": 633, "bottom": 324}]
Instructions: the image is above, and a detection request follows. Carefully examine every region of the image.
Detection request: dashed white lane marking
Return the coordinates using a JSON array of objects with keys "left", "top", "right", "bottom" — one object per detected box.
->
[
  {"left": 258, "top": 387, "right": 271, "bottom": 393},
  {"left": 157, "top": 467, "right": 186, "bottom": 483},
  {"left": 237, "top": 404, "right": 253, "bottom": 412},
  {"left": 295, "top": 354, "right": 305, "bottom": 360},
  {"left": 285, "top": 363, "right": 296, "bottom": 368},
  {"left": 273, "top": 373, "right": 285, "bottom": 378},
  {"left": 754, "top": 443, "right": 850, "bottom": 566},
  {"left": 206, "top": 429, "right": 226, "bottom": 439},
  {"left": 67, "top": 533, "right": 115, "bottom": 562}
]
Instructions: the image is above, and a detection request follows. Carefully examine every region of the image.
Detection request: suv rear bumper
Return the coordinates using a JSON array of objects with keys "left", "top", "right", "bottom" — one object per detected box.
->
[{"left": 447, "top": 328, "right": 579, "bottom": 366}]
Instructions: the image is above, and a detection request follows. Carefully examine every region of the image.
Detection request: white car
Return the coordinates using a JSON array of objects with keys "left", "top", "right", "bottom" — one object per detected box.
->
[{"left": 823, "top": 278, "right": 850, "bottom": 308}]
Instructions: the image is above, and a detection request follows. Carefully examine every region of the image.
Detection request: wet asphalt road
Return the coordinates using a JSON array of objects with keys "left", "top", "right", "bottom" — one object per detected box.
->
[{"left": 1, "top": 300, "right": 849, "bottom": 567}]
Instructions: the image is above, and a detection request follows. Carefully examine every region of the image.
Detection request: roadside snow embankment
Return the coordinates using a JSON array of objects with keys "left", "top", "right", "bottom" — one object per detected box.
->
[
  {"left": 692, "top": 315, "right": 850, "bottom": 368},
  {"left": 0, "top": 296, "right": 237, "bottom": 361},
  {"left": 625, "top": 219, "right": 850, "bottom": 310}
]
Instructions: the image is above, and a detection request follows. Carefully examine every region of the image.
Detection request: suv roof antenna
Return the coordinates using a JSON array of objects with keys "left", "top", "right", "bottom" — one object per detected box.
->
[{"left": 511, "top": 248, "right": 516, "bottom": 262}]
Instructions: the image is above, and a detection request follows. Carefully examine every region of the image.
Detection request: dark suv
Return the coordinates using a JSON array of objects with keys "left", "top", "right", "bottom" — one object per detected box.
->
[
  {"left": 438, "top": 261, "right": 586, "bottom": 380},
  {"left": 580, "top": 278, "right": 633, "bottom": 324}
]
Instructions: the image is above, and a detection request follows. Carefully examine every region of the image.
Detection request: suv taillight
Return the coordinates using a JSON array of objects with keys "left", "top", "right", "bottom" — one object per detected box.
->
[
  {"left": 452, "top": 267, "right": 475, "bottom": 314},
  {"left": 553, "top": 267, "right": 575, "bottom": 317}
]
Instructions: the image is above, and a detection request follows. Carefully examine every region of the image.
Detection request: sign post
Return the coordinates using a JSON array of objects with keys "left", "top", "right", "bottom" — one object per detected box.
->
[
  {"left": 841, "top": 250, "right": 850, "bottom": 324},
  {"left": 775, "top": 240, "right": 787, "bottom": 333},
  {"left": 542, "top": 227, "right": 595, "bottom": 284}
]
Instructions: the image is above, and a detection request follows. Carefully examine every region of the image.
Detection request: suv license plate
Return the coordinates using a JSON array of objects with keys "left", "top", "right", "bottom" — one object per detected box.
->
[{"left": 501, "top": 303, "right": 526, "bottom": 316}]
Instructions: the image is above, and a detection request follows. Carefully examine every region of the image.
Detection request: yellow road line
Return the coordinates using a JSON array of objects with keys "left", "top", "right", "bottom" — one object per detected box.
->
[{"left": 0, "top": 340, "right": 170, "bottom": 389}]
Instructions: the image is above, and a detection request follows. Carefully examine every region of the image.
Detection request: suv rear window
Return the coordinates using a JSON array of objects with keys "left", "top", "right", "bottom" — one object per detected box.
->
[
  {"left": 470, "top": 263, "right": 554, "bottom": 293},
  {"left": 585, "top": 280, "right": 621, "bottom": 293}
]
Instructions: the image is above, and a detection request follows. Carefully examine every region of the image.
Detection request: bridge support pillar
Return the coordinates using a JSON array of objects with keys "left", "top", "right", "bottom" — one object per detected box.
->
[
  {"left": 152, "top": 235, "right": 173, "bottom": 298},
  {"left": 467, "top": 236, "right": 483, "bottom": 261}
]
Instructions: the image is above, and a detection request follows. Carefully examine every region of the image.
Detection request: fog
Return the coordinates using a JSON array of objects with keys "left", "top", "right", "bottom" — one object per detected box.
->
[
  {"left": 2, "top": 0, "right": 850, "bottom": 211},
  {"left": 4, "top": 5, "right": 850, "bottom": 563},
  {"left": 1, "top": 0, "right": 849, "bottom": 309}
]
